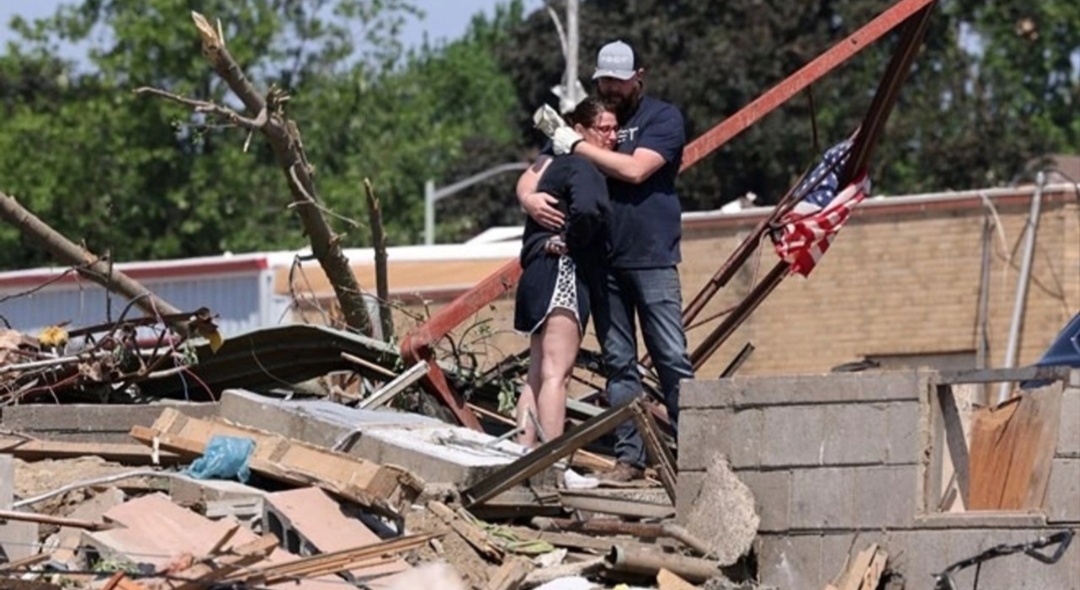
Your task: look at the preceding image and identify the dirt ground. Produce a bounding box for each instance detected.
[13,456,157,516]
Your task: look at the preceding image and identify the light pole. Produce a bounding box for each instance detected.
[424,162,531,246]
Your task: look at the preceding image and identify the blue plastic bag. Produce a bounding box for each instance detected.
[182,435,256,482]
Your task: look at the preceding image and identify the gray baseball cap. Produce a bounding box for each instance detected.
[592,40,637,81]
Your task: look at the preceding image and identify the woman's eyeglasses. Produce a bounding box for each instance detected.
[590,124,618,135]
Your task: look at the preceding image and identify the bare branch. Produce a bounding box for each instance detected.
[134,86,267,130]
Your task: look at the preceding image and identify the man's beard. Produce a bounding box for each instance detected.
[601,85,643,124]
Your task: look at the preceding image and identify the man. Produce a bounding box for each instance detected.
[517,40,694,482]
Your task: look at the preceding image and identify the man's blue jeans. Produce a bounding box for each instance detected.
[593,266,694,468]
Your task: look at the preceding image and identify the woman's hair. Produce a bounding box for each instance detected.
[564,96,610,128]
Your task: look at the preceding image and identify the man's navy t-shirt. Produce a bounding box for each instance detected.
[607,95,685,269]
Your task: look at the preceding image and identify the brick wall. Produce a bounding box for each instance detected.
[677,372,1080,590]
[679,186,1080,378]
[295,185,1080,382]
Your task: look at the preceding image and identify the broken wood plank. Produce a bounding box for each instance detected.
[968,384,1062,510]
[837,544,878,590]
[860,548,888,590]
[657,568,699,590]
[0,508,113,531]
[483,557,533,590]
[0,552,49,572]
[218,533,438,585]
[557,489,675,519]
[101,572,152,590]
[166,534,278,590]
[427,501,504,562]
[937,384,971,507]
[462,400,640,507]
[130,408,423,516]
[0,436,182,465]
[631,402,677,504]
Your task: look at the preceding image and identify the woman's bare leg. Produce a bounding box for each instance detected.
[515,331,544,447]
[536,309,581,441]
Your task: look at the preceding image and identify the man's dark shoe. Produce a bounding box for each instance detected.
[599,461,644,483]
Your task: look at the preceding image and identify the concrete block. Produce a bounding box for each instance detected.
[263,487,408,580]
[50,487,126,569]
[885,400,921,463]
[1057,387,1080,457]
[851,465,918,529]
[220,389,553,488]
[756,533,823,590]
[0,402,218,443]
[761,406,825,467]
[820,403,890,465]
[892,528,1080,590]
[913,512,1048,529]
[0,454,37,561]
[168,477,269,508]
[219,389,439,449]
[790,468,854,530]
[678,408,762,470]
[1045,458,1080,523]
[738,469,792,533]
[681,371,923,411]
[675,470,705,523]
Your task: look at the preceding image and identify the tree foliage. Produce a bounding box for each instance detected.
[0,0,1077,270]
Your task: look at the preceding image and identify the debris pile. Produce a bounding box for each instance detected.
[0,319,756,590]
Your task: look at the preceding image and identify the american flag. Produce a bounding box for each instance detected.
[771,140,870,277]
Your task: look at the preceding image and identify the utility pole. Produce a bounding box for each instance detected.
[565,0,581,111]
[546,0,583,113]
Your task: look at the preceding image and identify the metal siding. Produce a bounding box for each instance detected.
[0,272,277,337]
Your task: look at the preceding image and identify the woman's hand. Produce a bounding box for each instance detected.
[544,234,568,256]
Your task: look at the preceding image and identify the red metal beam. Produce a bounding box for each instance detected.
[680,0,938,172]
[399,258,522,430]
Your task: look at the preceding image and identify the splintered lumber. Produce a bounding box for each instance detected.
[462,400,640,507]
[101,572,153,590]
[484,558,533,590]
[0,508,113,531]
[427,501,504,561]
[218,533,438,585]
[0,553,50,573]
[968,385,1062,510]
[630,402,678,503]
[0,436,181,466]
[166,535,278,590]
[833,544,888,590]
[657,568,699,590]
[130,409,423,515]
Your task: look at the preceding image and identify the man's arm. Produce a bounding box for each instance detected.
[573,142,666,185]
[515,156,564,230]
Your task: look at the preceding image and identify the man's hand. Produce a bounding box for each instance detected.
[552,127,583,155]
[521,191,565,230]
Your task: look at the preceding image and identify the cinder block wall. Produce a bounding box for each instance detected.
[678,371,1080,590]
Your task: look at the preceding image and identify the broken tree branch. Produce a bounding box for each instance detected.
[132,87,267,130]
[160,11,373,335]
[364,178,393,341]
[0,192,183,323]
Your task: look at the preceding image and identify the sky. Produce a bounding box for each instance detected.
[0,0,544,58]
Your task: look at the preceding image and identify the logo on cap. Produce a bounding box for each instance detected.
[593,41,636,81]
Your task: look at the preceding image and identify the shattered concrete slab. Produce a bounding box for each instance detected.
[678,455,760,566]
[1,402,218,443]
[220,388,561,488]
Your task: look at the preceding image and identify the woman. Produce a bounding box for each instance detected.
[513,96,618,448]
